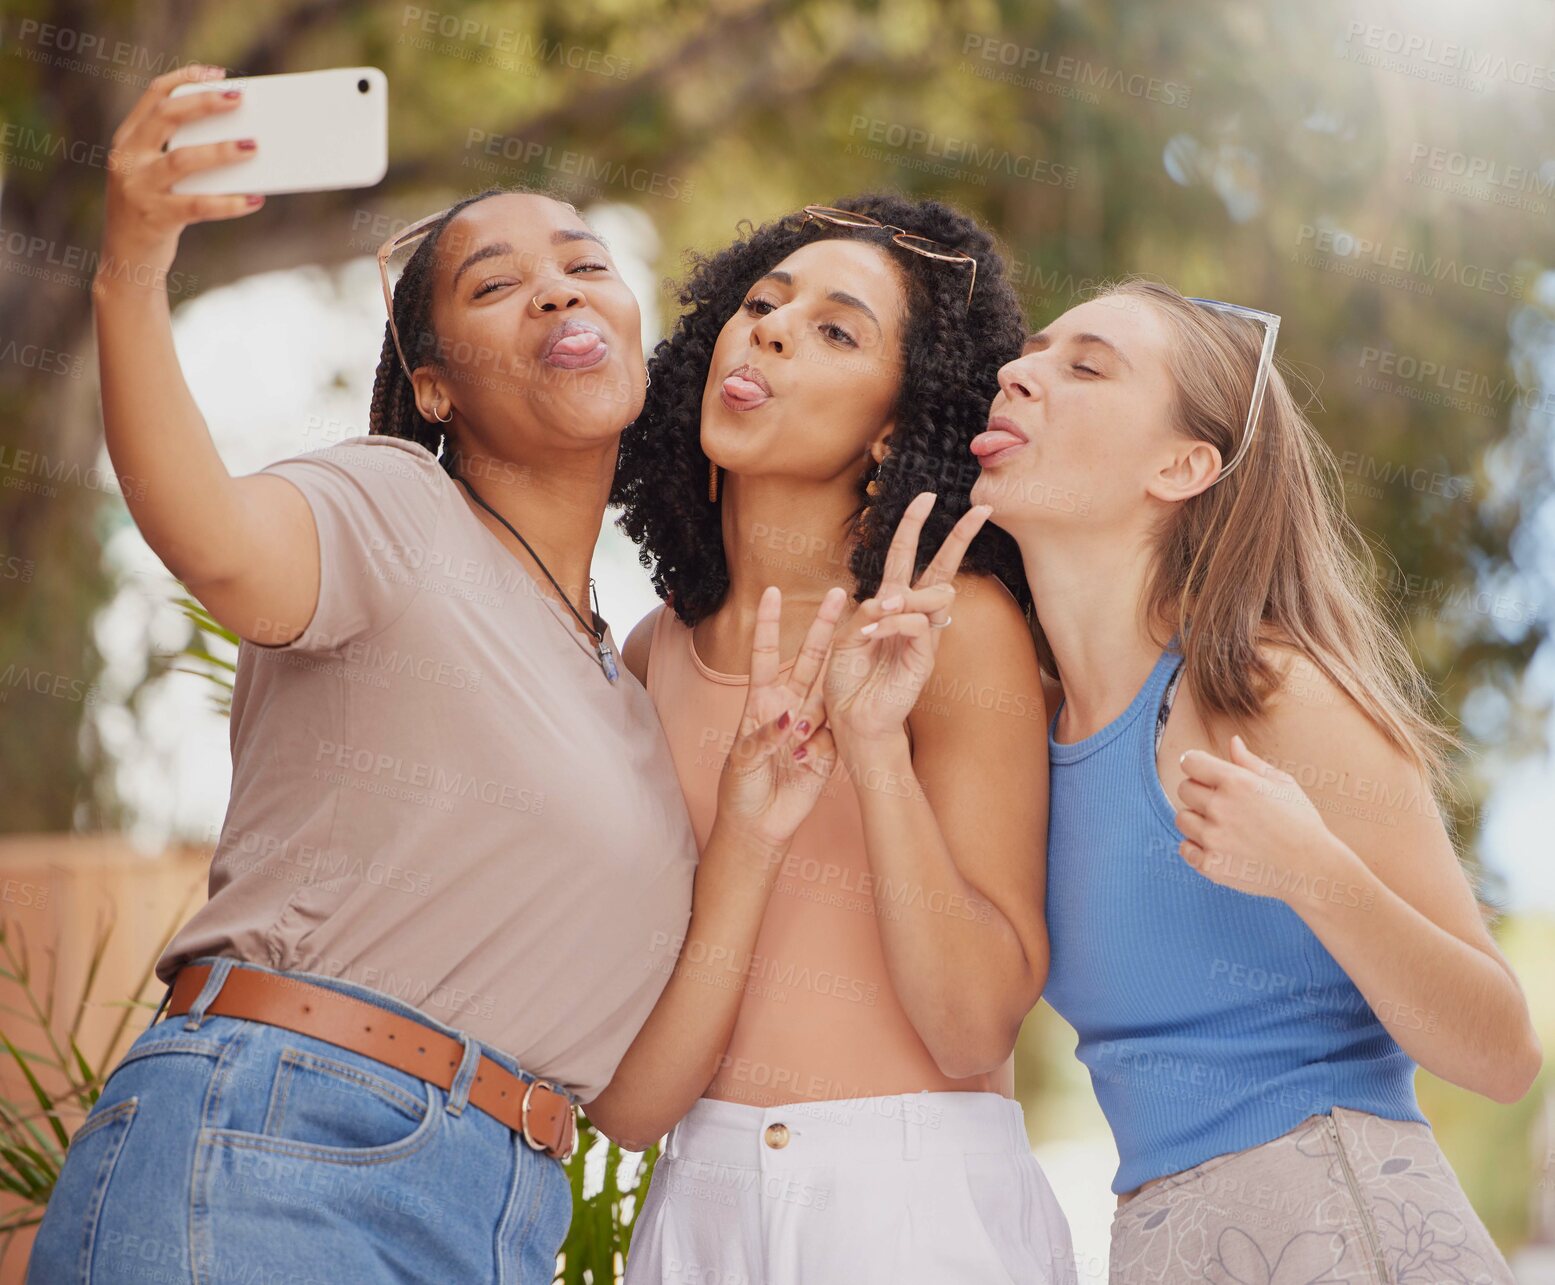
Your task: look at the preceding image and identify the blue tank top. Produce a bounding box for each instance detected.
[1043,644,1425,1193]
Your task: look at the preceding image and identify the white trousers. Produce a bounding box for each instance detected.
[623,1092,1078,1285]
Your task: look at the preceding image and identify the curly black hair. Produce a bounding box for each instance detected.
[611,192,1032,626]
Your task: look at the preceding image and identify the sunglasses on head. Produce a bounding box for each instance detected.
[800,205,978,308]
[1184,297,1281,484]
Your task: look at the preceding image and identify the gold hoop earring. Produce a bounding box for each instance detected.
[708,461,719,503]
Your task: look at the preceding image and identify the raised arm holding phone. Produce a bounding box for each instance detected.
[32,64,977,1284]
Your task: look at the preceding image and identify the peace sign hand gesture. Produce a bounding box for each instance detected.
[715,585,848,851]
[824,493,993,747]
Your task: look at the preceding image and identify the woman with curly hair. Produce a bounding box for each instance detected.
[614,195,1076,1283]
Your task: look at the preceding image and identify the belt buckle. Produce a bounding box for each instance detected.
[521,1077,575,1162]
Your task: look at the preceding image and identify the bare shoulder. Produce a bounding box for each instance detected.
[938,571,1040,672]
[621,603,666,689]
[910,572,1045,731]
[1246,640,1432,808]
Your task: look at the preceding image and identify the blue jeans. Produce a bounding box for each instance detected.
[28,956,573,1284]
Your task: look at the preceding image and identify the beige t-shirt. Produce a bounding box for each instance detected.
[158,435,698,1103]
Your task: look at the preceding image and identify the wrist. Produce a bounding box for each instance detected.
[1280,829,1377,922]
[705,818,790,879]
[833,723,911,764]
[835,728,927,806]
[92,266,171,309]
[94,238,177,302]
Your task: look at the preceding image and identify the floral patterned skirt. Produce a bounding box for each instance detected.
[1108,1107,1512,1284]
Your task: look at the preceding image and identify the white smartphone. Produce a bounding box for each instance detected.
[167,67,387,196]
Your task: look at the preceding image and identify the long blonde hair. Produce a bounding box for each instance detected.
[1036,278,1457,796]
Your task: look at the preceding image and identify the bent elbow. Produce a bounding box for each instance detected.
[923,984,1036,1080]
[926,1020,1021,1081]
[581,1101,666,1155]
[587,1117,663,1154]
[1486,1027,1543,1105]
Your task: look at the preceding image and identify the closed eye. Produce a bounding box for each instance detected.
[475,260,608,298]
[1072,363,1100,377]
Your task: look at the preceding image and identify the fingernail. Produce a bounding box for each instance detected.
[777,710,791,731]
[223,89,242,100]
[201,65,225,78]
[246,194,264,206]
[795,720,810,736]
[881,594,904,611]
[793,746,808,761]
[860,622,879,636]
[235,137,256,149]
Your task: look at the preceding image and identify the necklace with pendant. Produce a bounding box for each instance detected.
[450,469,619,685]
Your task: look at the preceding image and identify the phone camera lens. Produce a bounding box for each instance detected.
[357,78,369,93]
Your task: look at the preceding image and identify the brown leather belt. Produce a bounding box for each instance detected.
[164,963,576,1161]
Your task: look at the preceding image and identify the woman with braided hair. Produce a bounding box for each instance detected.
[32,68,982,1283]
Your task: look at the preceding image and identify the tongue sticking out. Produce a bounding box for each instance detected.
[545,329,607,370]
[552,332,603,356]
[970,429,1025,457]
[722,375,768,404]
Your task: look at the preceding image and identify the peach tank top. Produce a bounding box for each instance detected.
[646,603,1012,1108]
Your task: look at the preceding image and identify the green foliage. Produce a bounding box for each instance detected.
[0,912,173,1252]
[558,1122,661,1284]
[173,597,239,718]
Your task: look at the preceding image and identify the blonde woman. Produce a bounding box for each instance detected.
[971,279,1540,1282]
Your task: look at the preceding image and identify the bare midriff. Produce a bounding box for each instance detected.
[647,604,1013,1109]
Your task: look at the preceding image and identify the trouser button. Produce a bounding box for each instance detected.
[764,1122,790,1149]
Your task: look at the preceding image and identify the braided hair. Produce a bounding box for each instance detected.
[368,187,510,459]
[611,192,1031,626]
